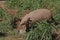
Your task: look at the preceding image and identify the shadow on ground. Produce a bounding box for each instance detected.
[0,32,7,37]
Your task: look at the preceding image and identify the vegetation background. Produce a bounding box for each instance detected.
[0,0,60,40]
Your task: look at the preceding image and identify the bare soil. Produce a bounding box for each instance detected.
[4,35,25,40]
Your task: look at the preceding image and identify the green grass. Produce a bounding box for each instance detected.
[0,0,60,40]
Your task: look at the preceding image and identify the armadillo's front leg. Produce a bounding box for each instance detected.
[26,18,32,32]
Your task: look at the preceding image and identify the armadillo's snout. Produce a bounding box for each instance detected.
[17,25,26,35]
[19,30,26,35]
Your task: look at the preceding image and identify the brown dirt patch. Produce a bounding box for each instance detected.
[0,1,18,16]
[5,36,25,40]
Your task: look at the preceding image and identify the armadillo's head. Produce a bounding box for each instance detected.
[17,18,31,35]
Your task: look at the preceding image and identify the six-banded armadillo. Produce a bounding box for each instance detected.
[16,9,52,34]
